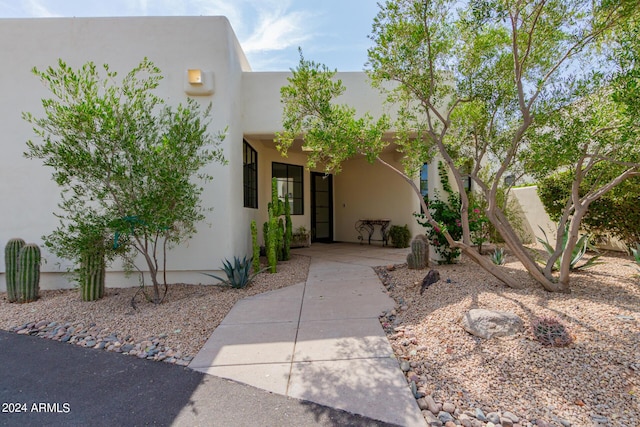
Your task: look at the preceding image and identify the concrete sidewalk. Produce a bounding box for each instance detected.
[189,244,426,427]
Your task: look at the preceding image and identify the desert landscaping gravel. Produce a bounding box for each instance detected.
[1,248,638,427]
[0,255,309,364]
[376,250,639,427]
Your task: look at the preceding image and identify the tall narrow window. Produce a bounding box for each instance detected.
[243,140,258,208]
[420,163,429,200]
[272,162,303,215]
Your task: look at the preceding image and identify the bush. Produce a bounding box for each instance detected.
[538,168,640,247]
[203,256,262,289]
[389,225,411,248]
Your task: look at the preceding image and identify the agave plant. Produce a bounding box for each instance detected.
[490,247,506,265]
[203,256,264,289]
[537,224,601,271]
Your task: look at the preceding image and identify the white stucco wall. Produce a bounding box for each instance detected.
[0,17,251,290]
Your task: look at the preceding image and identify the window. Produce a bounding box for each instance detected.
[272,162,303,215]
[420,163,429,200]
[243,140,258,208]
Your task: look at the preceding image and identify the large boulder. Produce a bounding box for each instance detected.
[462,309,522,339]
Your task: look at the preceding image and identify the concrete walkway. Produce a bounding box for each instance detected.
[189,243,426,427]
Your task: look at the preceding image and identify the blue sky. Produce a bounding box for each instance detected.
[0,0,381,71]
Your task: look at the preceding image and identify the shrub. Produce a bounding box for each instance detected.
[490,247,506,265]
[389,225,411,248]
[538,168,640,247]
[531,316,574,347]
[415,162,488,263]
[203,256,263,289]
[537,224,601,271]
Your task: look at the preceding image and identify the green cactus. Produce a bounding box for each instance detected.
[16,244,41,303]
[284,194,292,261]
[407,238,428,270]
[266,207,278,273]
[5,238,25,303]
[251,220,261,273]
[80,248,105,301]
[276,218,284,261]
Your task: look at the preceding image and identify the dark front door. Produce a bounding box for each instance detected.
[311,172,333,242]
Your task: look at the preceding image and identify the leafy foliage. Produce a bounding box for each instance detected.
[24,58,226,304]
[389,225,411,248]
[279,0,639,292]
[538,169,640,247]
[490,248,506,266]
[537,225,601,271]
[415,163,488,263]
[203,256,262,289]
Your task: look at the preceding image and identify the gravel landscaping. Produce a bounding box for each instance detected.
[1,247,638,427]
[0,254,309,365]
[376,250,639,427]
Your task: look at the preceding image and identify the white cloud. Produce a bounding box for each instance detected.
[242,8,310,53]
[191,0,314,53]
[24,0,60,17]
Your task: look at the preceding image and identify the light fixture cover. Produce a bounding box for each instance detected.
[184,69,214,96]
[187,69,202,84]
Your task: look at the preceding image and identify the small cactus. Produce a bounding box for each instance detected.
[531,316,574,347]
[16,244,41,303]
[4,238,25,303]
[407,238,429,269]
[80,249,105,301]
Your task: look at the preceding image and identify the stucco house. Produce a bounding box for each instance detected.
[0,16,432,291]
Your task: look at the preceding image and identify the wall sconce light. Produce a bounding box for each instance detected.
[184,68,214,96]
[187,69,203,85]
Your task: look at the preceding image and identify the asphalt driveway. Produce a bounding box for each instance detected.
[0,330,397,427]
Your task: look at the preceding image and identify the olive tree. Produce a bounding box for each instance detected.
[24,58,226,304]
[277,0,639,292]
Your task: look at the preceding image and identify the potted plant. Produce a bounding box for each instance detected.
[291,226,311,248]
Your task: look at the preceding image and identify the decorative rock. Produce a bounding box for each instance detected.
[534,420,551,427]
[400,361,411,372]
[590,415,609,424]
[487,412,501,424]
[417,398,429,411]
[425,395,441,415]
[121,344,134,353]
[475,408,488,422]
[438,411,455,424]
[458,413,472,427]
[503,412,520,423]
[462,309,523,339]
[558,419,571,427]
[470,420,483,427]
[423,411,443,427]
[444,422,456,427]
[85,340,96,347]
[442,401,455,414]
[501,417,514,427]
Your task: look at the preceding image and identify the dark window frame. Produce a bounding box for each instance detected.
[272,162,304,215]
[243,140,258,209]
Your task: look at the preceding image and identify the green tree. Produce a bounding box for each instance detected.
[277,0,638,292]
[524,15,640,287]
[537,169,640,248]
[24,58,226,304]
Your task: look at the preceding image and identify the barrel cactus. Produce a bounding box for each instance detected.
[407,238,429,270]
[16,244,41,303]
[80,249,106,301]
[4,238,25,303]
